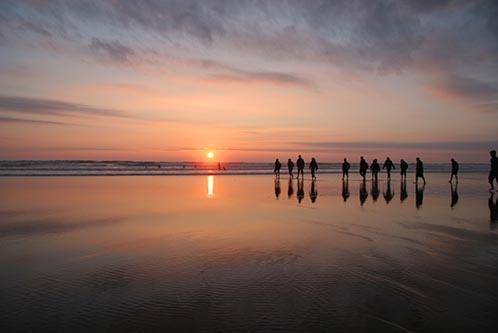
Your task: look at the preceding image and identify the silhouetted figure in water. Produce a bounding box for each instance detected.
[287,158,294,178]
[450,182,458,208]
[342,158,350,180]
[309,157,318,179]
[400,159,408,180]
[297,177,305,203]
[489,150,498,191]
[310,179,318,203]
[489,193,497,229]
[383,157,395,179]
[371,178,380,202]
[359,156,368,182]
[274,178,281,198]
[449,158,459,183]
[383,179,394,204]
[359,180,368,206]
[287,178,294,198]
[416,182,425,209]
[297,155,305,178]
[218,162,222,171]
[370,159,380,182]
[415,157,426,185]
[400,179,408,203]
[274,158,281,176]
[342,178,350,202]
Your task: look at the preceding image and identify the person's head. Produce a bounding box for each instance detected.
[400,159,404,163]
[416,157,420,161]
[360,156,364,160]
[344,158,347,162]
[387,157,390,160]
[298,155,302,158]
[451,158,455,162]
[312,157,316,161]
[276,158,279,161]
[288,158,291,162]
[373,158,377,163]
[491,150,497,157]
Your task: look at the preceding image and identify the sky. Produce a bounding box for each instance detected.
[0,0,497,162]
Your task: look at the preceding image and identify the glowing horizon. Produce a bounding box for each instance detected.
[0,1,497,162]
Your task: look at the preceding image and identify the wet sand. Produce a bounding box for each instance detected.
[1,173,497,331]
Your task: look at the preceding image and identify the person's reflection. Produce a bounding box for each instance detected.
[287,177,294,199]
[359,180,368,206]
[383,179,394,204]
[371,178,380,202]
[309,179,318,203]
[342,178,350,202]
[274,178,281,199]
[450,182,459,208]
[416,183,425,209]
[297,177,305,203]
[489,193,497,229]
[400,179,408,203]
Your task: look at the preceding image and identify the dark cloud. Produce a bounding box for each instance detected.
[0,96,127,118]
[0,116,69,125]
[89,38,135,63]
[1,0,497,102]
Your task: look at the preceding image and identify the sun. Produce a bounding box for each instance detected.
[207,151,215,159]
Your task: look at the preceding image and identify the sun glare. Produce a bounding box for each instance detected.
[207,151,215,159]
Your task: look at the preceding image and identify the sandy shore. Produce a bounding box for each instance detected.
[1,173,497,331]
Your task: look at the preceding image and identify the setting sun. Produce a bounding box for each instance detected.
[207,151,215,159]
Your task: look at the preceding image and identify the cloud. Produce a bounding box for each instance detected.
[296,140,498,151]
[0,116,69,125]
[204,71,314,88]
[0,96,127,118]
[89,38,135,63]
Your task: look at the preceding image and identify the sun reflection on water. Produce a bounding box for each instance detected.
[207,175,214,197]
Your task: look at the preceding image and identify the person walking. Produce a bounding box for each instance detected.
[370,158,380,182]
[309,157,318,179]
[342,158,350,180]
[274,158,281,176]
[296,155,305,178]
[383,157,395,179]
[489,150,498,191]
[359,156,368,182]
[400,159,408,180]
[449,158,459,183]
[287,158,294,178]
[415,157,426,185]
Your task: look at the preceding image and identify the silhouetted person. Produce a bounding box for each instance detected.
[415,157,426,185]
[371,177,380,202]
[309,157,318,179]
[342,178,350,202]
[383,157,395,179]
[400,159,408,180]
[370,158,380,182]
[342,158,350,180]
[297,177,304,203]
[274,158,281,176]
[310,179,318,203]
[359,156,368,182]
[449,158,459,183]
[489,150,498,191]
[218,162,222,171]
[450,182,458,208]
[383,179,394,204]
[287,178,294,198]
[489,193,497,229]
[416,183,425,209]
[400,178,408,203]
[274,178,281,198]
[287,158,294,178]
[359,180,368,206]
[297,155,305,178]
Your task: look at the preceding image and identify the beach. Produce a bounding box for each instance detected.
[1,172,497,331]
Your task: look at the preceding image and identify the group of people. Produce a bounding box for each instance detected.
[274,155,319,179]
[273,150,498,191]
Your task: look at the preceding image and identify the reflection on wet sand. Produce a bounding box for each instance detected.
[274,178,281,198]
[416,183,425,209]
[400,179,408,203]
[383,179,394,204]
[371,179,380,202]
[297,177,304,203]
[287,178,294,198]
[342,179,350,202]
[451,182,459,208]
[490,193,498,229]
[359,180,368,206]
[309,179,317,203]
